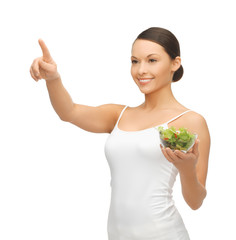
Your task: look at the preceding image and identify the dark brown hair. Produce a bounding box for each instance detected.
[134,27,183,82]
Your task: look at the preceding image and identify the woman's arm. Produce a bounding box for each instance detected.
[179,163,207,210]
[160,113,211,210]
[45,77,74,121]
[30,39,75,120]
[30,39,125,134]
[180,115,210,209]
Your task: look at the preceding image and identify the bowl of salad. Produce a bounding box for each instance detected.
[156,126,198,153]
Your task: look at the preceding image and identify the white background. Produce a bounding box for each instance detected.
[0,0,235,239]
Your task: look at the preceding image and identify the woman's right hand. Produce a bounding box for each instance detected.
[30,39,60,82]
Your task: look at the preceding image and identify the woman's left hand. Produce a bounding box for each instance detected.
[160,139,200,174]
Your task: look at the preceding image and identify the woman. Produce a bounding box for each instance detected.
[30,27,210,240]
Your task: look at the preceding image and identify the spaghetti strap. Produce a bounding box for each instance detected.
[115,105,128,128]
[166,109,192,125]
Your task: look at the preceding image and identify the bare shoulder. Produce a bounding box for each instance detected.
[180,110,210,143]
[183,111,209,133]
[101,103,127,118]
[99,103,127,131]
[168,108,208,131]
[97,103,126,111]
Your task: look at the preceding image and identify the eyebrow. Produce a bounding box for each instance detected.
[131,53,161,58]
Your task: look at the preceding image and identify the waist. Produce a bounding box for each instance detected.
[107,203,187,240]
[109,190,176,222]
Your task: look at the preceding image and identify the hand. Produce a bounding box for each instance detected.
[160,139,200,174]
[30,39,60,82]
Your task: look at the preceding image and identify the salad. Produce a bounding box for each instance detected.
[156,126,197,153]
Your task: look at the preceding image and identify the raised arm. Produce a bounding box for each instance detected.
[30,39,125,133]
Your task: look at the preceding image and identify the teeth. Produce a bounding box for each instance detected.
[139,79,153,82]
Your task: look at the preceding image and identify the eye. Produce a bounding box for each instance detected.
[131,60,138,64]
[149,59,157,63]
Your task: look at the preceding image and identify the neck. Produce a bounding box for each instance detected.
[142,84,180,111]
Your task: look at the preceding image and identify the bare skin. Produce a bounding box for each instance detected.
[30,38,210,210]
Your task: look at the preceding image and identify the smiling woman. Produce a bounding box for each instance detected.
[105,27,210,240]
[130,28,183,97]
[30,26,210,240]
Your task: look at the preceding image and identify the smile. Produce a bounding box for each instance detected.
[138,78,154,85]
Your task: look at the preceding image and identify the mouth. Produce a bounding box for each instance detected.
[138,78,154,85]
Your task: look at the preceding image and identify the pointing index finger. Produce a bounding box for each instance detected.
[38,38,52,62]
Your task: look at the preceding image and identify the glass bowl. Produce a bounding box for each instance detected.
[156,126,198,153]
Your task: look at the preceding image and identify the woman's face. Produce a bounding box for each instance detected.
[131,39,180,94]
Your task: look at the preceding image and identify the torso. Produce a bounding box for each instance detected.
[105,103,193,239]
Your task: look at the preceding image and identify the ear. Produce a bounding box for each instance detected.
[171,56,181,72]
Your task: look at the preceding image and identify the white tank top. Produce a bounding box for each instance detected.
[104,105,192,240]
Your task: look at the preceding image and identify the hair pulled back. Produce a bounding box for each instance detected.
[135,27,183,82]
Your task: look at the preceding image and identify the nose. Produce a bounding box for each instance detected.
[138,62,148,75]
